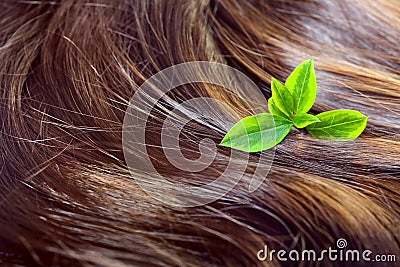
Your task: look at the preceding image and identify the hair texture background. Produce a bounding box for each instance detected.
[0,0,399,266]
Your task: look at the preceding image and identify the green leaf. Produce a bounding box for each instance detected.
[220,113,293,152]
[270,77,295,118]
[306,110,368,139]
[292,113,320,128]
[268,97,290,119]
[285,59,316,114]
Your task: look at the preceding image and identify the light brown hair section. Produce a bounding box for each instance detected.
[0,0,399,266]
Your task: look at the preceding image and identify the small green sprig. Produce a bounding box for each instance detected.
[220,59,368,152]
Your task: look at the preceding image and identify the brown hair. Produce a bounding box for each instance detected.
[0,0,399,266]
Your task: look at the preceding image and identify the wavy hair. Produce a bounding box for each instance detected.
[0,0,399,266]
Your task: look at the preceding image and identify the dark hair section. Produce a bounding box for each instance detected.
[0,0,399,266]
